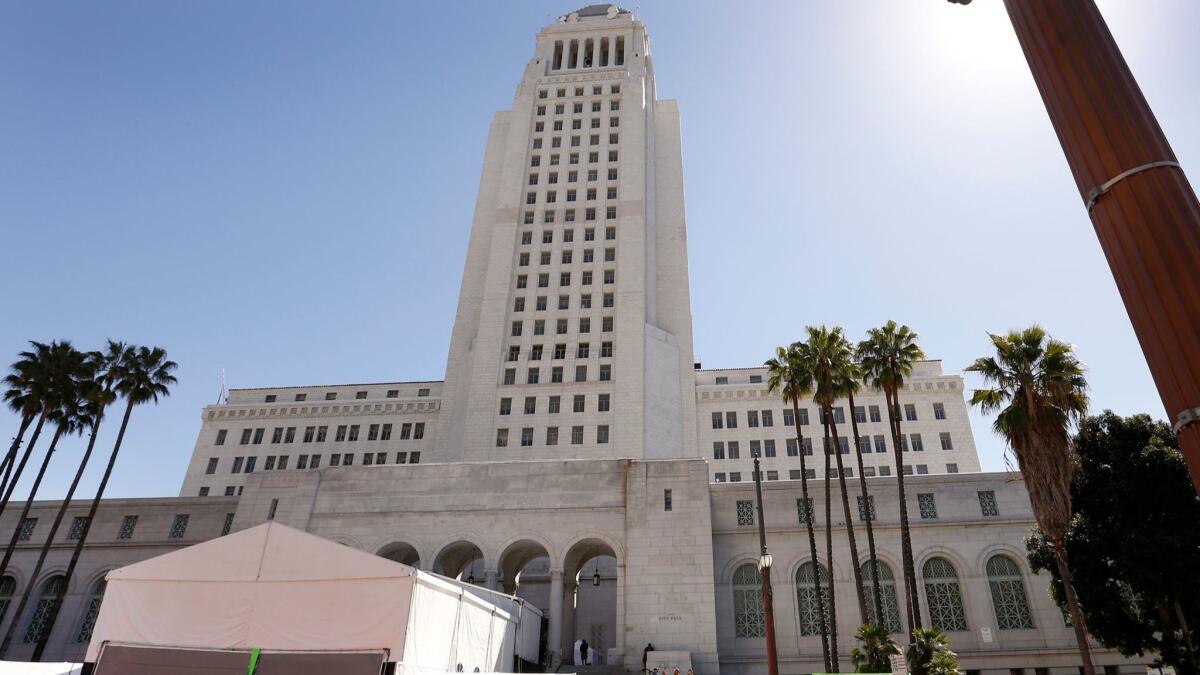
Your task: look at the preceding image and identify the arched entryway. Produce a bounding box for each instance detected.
[433,540,485,584]
[561,538,618,666]
[376,542,420,568]
[498,539,553,667]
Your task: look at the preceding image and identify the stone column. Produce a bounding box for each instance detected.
[615,563,626,668]
[548,569,564,667]
[563,581,578,662]
[591,38,600,69]
[485,568,498,592]
[1004,0,1200,490]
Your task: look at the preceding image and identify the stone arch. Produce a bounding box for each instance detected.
[783,553,844,586]
[973,543,1033,577]
[497,537,554,595]
[560,536,620,661]
[433,539,486,583]
[376,541,421,568]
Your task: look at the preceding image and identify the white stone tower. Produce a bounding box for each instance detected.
[436,5,698,462]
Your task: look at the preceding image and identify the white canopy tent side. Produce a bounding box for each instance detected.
[84,522,540,672]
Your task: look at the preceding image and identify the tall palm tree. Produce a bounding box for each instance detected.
[846,383,884,628]
[766,345,831,672]
[0,342,68,520]
[798,326,868,634]
[0,342,88,581]
[34,343,176,660]
[0,370,107,656]
[965,327,1094,675]
[0,363,42,500]
[858,321,925,635]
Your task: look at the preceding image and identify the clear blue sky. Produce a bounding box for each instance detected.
[2,1,1198,499]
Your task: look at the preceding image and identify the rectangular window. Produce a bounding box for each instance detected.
[413,422,425,439]
[869,405,882,423]
[854,406,867,423]
[761,410,773,427]
[911,433,925,452]
[240,429,252,445]
[169,514,189,539]
[270,427,283,444]
[118,515,138,540]
[601,341,613,357]
[503,369,516,385]
[947,463,959,473]
[785,438,798,457]
[729,472,742,482]
[575,365,587,381]
[368,424,380,441]
[664,489,672,512]
[874,435,887,453]
[524,396,537,415]
[571,426,584,444]
[297,454,308,469]
[546,426,559,445]
[857,495,876,522]
[727,441,740,459]
[726,411,737,429]
[231,457,244,474]
[499,398,512,415]
[933,402,946,420]
[879,465,892,476]
[347,425,359,442]
[496,429,508,448]
[573,395,586,413]
[205,457,218,475]
[940,432,953,450]
[244,456,256,473]
[598,393,610,412]
[714,473,726,483]
[918,493,938,519]
[549,396,561,413]
[712,412,723,429]
[736,500,755,526]
[215,430,227,446]
[712,442,725,460]
[17,518,37,541]
[782,409,794,427]
[749,440,761,458]
[763,439,776,458]
[747,410,759,428]
[597,425,609,444]
[599,364,611,381]
[381,424,392,441]
[905,403,918,421]
[978,490,999,516]
[264,456,276,471]
[796,498,814,524]
[521,427,534,447]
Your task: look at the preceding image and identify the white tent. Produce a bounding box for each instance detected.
[86,522,541,674]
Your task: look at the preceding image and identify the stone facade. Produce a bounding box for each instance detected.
[0,6,1152,675]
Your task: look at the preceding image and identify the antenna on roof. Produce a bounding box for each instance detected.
[217,368,227,404]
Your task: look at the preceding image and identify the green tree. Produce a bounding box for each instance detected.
[766,344,831,672]
[0,361,111,656]
[35,343,177,659]
[0,342,77,520]
[858,321,925,634]
[798,325,868,635]
[850,623,901,673]
[906,627,960,675]
[1026,411,1200,674]
[966,326,1093,675]
[0,341,89,579]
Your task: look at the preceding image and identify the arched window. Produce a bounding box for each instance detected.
[76,578,107,642]
[24,575,65,644]
[732,564,764,638]
[795,561,832,636]
[922,557,968,632]
[860,560,902,633]
[0,576,15,625]
[986,554,1034,630]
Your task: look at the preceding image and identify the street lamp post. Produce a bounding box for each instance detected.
[752,451,779,675]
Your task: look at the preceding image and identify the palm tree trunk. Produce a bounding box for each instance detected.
[1053,545,1096,675]
[827,408,867,627]
[822,417,840,672]
[884,390,917,638]
[848,392,884,627]
[34,400,132,661]
[0,414,33,500]
[0,412,47,522]
[793,400,831,672]
[891,389,923,630]
[0,418,102,657]
[0,426,63,580]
